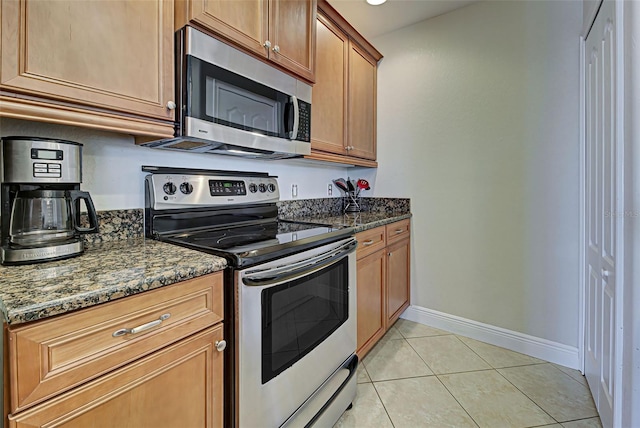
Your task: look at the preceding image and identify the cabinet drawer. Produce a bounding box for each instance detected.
[356,226,386,259]
[9,325,224,428]
[386,219,410,244]
[7,272,223,413]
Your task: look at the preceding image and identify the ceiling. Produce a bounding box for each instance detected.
[326,0,478,40]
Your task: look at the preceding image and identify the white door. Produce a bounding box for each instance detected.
[584,1,617,426]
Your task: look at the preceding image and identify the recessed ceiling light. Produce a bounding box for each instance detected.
[366,0,387,5]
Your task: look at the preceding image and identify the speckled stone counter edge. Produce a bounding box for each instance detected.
[81,209,143,244]
[277,197,410,218]
[278,198,411,233]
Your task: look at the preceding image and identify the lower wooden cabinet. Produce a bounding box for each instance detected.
[387,237,410,326]
[9,325,224,428]
[5,272,225,428]
[356,220,411,358]
[356,249,386,357]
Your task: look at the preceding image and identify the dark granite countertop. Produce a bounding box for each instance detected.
[0,239,227,325]
[0,201,410,326]
[281,211,412,233]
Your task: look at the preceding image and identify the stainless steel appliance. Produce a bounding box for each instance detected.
[1,137,99,265]
[139,26,312,159]
[143,166,357,427]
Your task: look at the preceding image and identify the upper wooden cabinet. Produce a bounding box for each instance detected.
[0,0,176,131]
[175,0,316,82]
[310,15,348,155]
[348,41,377,160]
[308,0,382,167]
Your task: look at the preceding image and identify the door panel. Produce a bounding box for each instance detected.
[584,1,617,426]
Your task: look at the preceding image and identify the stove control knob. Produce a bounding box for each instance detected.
[180,182,193,195]
[258,183,267,193]
[163,182,177,195]
[248,183,258,193]
[267,183,276,193]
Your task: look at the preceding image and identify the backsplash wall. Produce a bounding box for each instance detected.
[0,118,350,210]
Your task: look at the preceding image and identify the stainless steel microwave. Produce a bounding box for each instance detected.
[141,26,312,159]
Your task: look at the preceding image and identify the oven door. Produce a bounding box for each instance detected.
[237,237,357,428]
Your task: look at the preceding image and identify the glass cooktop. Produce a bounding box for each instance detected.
[161,220,352,267]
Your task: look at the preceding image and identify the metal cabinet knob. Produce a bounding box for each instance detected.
[215,340,227,352]
[273,45,280,53]
[263,40,272,48]
[166,101,177,110]
[602,269,611,278]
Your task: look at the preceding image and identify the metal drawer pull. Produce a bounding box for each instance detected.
[362,239,375,246]
[395,229,404,234]
[215,340,227,352]
[112,313,171,337]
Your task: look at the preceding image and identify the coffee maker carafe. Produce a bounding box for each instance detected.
[1,137,99,265]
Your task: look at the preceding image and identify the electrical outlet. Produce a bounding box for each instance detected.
[292,184,298,198]
[328,183,333,196]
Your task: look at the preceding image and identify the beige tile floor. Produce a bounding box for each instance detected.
[335,319,601,428]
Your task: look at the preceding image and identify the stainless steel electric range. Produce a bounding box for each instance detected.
[143,166,358,428]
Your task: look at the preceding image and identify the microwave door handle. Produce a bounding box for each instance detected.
[289,96,299,140]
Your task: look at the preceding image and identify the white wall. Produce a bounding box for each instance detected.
[0,118,347,210]
[356,0,583,346]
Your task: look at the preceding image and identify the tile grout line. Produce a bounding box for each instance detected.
[370,379,396,428]
[382,322,597,428]
[493,364,562,425]
[453,331,593,425]
[403,335,438,375]
[432,372,481,428]
[499,363,600,423]
[549,364,595,388]
[425,335,557,428]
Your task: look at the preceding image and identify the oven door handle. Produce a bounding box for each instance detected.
[242,238,357,286]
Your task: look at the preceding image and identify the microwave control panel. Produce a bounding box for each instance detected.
[297,100,311,142]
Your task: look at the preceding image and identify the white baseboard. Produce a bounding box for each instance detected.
[401,305,580,370]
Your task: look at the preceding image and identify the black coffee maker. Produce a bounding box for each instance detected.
[1,136,99,265]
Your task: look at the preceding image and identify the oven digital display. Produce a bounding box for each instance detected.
[209,179,246,196]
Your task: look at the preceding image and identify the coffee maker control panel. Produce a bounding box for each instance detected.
[2,137,82,184]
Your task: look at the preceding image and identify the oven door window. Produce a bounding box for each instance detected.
[261,257,349,384]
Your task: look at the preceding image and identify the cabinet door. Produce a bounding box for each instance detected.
[268,0,316,82]
[182,0,269,58]
[8,273,223,413]
[387,238,410,326]
[356,249,386,358]
[311,14,348,155]
[9,326,225,428]
[348,41,377,160]
[0,0,175,120]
